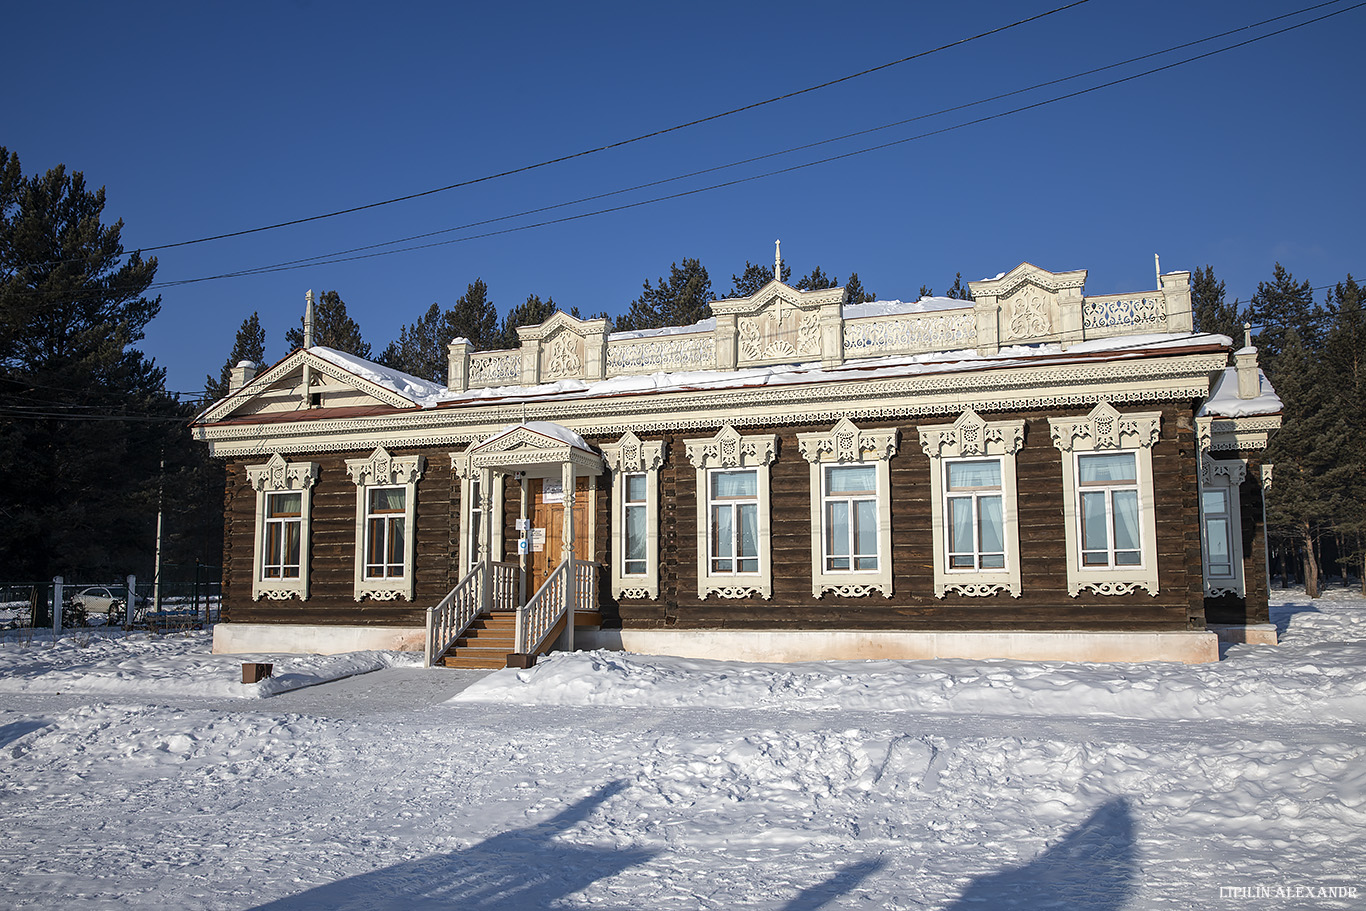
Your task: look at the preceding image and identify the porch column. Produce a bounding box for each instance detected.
[479,466,495,614]
[561,460,576,651]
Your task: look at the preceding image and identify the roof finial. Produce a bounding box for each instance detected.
[304,289,315,349]
[1154,253,1162,290]
[1243,321,1253,349]
[775,239,782,283]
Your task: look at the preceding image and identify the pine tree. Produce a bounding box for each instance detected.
[285,290,371,358]
[917,284,934,301]
[1320,276,1366,591]
[1245,263,1319,374]
[728,260,791,298]
[1190,265,1243,341]
[204,312,265,400]
[446,278,499,350]
[795,266,838,291]
[843,272,876,306]
[376,303,449,382]
[946,273,974,301]
[616,258,714,331]
[496,294,558,349]
[0,147,186,579]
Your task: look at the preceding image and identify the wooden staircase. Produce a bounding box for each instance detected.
[436,613,518,669]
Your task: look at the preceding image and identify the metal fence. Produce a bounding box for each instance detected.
[0,564,221,634]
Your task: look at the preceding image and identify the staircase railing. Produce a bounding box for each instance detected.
[489,561,520,611]
[515,557,599,656]
[425,564,483,667]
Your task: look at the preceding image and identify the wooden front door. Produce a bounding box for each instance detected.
[528,476,592,594]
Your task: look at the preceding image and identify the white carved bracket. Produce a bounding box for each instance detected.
[246,453,318,491]
[1050,401,1160,452]
[918,408,1024,459]
[346,446,424,486]
[797,418,898,464]
[685,424,777,468]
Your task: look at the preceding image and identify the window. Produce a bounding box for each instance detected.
[263,492,303,579]
[467,476,484,572]
[246,454,318,601]
[602,431,665,599]
[364,486,407,579]
[451,456,505,575]
[919,410,1022,599]
[1077,453,1141,568]
[710,469,760,574]
[945,459,1005,571]
[685,425,776,600]
[798,419,897,597]
[346,447,424,601]
[1050,402,1161,597]
[824,465,878,572]
[1199,454,1248,597]
[623,473,648,576]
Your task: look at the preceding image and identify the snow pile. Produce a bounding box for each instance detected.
[456,592,1366,724]
[0,629,420,699]
[843,296,969,319]
[1199,365,1284,417]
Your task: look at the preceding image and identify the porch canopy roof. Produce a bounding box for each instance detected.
[465,421,603,478]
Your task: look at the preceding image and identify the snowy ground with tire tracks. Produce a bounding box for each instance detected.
[1,591,1363,909]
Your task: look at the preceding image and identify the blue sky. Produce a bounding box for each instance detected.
[8,0,1363,398]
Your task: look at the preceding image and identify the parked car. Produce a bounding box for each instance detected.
[67,586,144,625]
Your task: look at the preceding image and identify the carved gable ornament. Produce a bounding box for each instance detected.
[345,446,424,486]
[246,453,319,491]
[714,281,843,368]
[918,409,1024,459]
[797,418,898,463]
[1049,401,1161,452]
[465,423,604,475]
[685,424,777,469]
[601,430,665,473]
[969,262,1088,345]
[515,311,609,383]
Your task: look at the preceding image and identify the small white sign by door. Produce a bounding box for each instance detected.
[541,479,564,504]
[531,528,546,552]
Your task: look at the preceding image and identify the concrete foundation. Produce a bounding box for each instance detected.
[574,628,1221,664]
[1208,623,1278,646]
[212,623,426,655]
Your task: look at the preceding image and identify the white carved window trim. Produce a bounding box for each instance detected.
[1200,454,1247,599]
[451,453,505,573]
[797,419,897,598]
[918,410,1023,599]
[346,447,424,602]
[246,454,318,602]
[1049,402,1161,597]
[601,432,665,600]
[684,425,776,600]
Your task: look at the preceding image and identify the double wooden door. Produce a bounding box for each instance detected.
[527,476,591,594]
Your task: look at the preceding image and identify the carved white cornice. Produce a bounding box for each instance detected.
[601,431,666,472]
[797,418,898,463]
[1049,401,1161,452]
[245,453,318,491]
[345,446,424,486]
[685,424,777,469]
[1261,464,1274,490]
[1201,453,1248,486]
[918,408,1024,459]
[1197,415,1282,453]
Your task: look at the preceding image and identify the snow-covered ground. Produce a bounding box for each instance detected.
[1,591,1363,909]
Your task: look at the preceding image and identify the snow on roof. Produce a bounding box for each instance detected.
[609,318,716,341]
[310,346,445,407]
[1199,366,1283,418]
[842,297,969,319]
[480,421,592,452]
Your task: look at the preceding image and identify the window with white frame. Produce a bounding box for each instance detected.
[1199,454,1248,598]
[1050,402,1161,597]
[346,446,423,601]
[918,410,1022,599]
[710,469,760,575]
[798,418,897,597]
[602,431,665,599]
[467,476,484,572]
[246,454,318,601]
[685,425,776,600]
[263,491,303,579]
[945,458,1006,571]
[1077,453,1142,568]
[363,486,407,579]
[451,453,505,576]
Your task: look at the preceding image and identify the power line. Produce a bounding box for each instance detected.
[143,0,1351,287]
[129,1,1095,254]
[139,0,1366,291]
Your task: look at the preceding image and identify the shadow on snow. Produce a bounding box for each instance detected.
[945,798,1137,910]
[247,780,882,911]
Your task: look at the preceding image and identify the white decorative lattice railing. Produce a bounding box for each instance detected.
[606,333,717,374]
[489,560,520,611]
[574,559,599,617]
[468,351,522,388]
[1082,293,1168,337]
[424,564,483,667]
[842,309,978,359]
